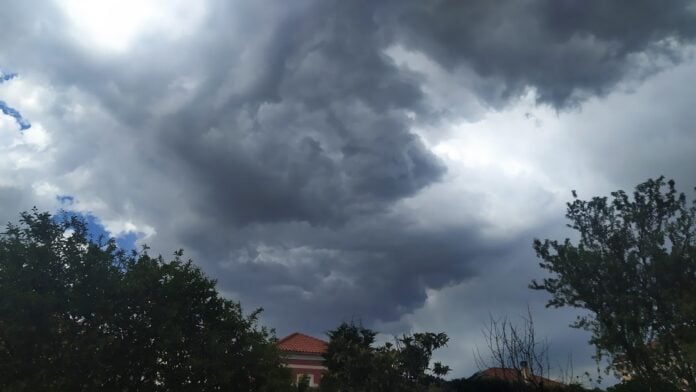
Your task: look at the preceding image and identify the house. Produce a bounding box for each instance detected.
[469,362,564,388]
[277,332,328,388]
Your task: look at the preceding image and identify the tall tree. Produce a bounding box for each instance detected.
[320,321,450,392]
[0,210,292,391]
[532,177,696,390]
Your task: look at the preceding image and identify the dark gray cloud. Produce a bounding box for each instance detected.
[0,185,33,225]
[392,0,696,107]
[152,0,443,227]
[205,216,516,335]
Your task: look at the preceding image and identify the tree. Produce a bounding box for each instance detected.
[320,321,450,392]
[0,210,292,391]
[474,309,553,389]
[607,378,680,392]
[532,177,696,390]
[472,308,590,391]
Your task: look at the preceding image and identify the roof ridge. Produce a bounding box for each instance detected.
[277,332,329,354]
[277,332,301,345]
[279,332,328,344]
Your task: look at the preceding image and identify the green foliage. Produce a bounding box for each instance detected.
[532,177,696,390]
[0,210,292,391]
[606,378,680,392]
[445,377,598,392]
[320,321,450,392]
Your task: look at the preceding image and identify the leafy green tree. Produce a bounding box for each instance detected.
[398,331,451,386]
[320,321,450,392]
[320,322,381,391]
[0,210,292,391]
[532,178,696,390]
[607,378,679,392]
[445,377,598,392]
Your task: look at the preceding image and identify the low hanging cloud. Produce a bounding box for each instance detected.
[2,0,696,344]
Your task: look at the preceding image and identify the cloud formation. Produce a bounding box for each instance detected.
[2,0,696,381]
[392,0,696,107]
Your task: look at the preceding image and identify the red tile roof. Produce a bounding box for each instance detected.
[473,368,564,387]
[277,333,328,355]
[477,368,523,382]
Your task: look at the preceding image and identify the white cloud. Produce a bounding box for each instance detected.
[57,0,207,52]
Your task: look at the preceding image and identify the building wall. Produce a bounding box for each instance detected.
[285,354,326,388]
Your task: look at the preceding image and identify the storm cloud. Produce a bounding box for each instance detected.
[392,0,696,106]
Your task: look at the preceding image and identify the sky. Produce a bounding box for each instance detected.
[2,0,696,385]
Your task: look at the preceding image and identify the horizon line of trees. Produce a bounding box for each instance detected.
[0,176,693,391]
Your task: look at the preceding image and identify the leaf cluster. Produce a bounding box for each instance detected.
[320,321,450,392]
[446,377,599,392]
[0,210,291,391]
[531,178,696,389]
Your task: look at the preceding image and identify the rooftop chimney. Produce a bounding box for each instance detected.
[520,361,530,381]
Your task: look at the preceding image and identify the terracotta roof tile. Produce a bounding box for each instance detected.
[480,367,521,382]
[277,333,328,355]
[473,367,564,387]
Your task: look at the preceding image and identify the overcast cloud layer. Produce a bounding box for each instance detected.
[2,0,696,383]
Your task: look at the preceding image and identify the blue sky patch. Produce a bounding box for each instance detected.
[0,71,17,83]
[0,69,31,130]
[0,101,31,130]
[56,195,75,205]
[54,209,139,252]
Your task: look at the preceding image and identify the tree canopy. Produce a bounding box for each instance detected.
[0,210,291,391]
[320,321,450,392]
[532,177,696,390]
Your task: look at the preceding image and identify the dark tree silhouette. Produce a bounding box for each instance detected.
[320,321,450,392]
[532,177,696,390]
[0,210,292,391]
